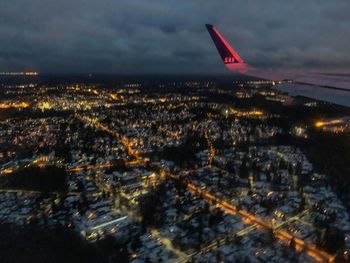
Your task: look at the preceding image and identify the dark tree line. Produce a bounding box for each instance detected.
[161,131,208,167]
[1,165,67,193]
[0,224,129,263]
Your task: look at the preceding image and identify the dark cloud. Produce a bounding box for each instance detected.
[172,50,203,60]
[160,25,178,34]
[0,0,349,73]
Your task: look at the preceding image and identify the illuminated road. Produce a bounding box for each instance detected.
[68,164,113,172]
[204,130,215,166]
[90,215,128,231]
[273,209,309,231]
[186,223,258,261]
[151,228,188,262]
[75,114,143,162]
[0,156,51,175]
[1,168,14,174]
[236,223,258,236]
[315,119,345,128]
[76,114,335,263]
[163,171,335,263]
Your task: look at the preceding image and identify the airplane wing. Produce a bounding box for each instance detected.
[205,24,350,107]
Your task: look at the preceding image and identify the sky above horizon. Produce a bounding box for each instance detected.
[1,0,350,74]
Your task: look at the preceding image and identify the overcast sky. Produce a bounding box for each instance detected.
[1,0,349,74]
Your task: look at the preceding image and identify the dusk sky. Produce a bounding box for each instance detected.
[1,0,350,74]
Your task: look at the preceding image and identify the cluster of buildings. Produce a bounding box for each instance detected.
[0,79,349,262]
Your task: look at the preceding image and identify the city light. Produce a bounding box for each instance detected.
[0,72,38,76]
[0,77,348,262]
